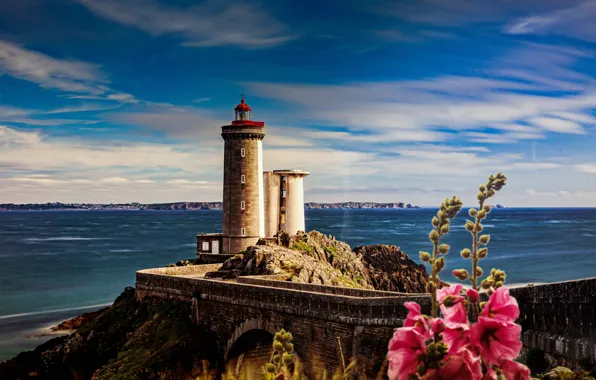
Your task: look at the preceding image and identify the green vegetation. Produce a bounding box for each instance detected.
[291,241,313,254]
[323,245,337,255]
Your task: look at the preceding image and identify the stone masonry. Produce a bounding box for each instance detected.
[221,124,265,254]
[136,264,430,377]
[136,263,596,376]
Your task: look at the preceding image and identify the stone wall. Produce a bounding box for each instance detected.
[510,278,596,369]
[136,264,596,375]
[135,266,431,377]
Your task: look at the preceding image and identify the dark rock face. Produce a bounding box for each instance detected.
[355,245,436,293]
[0,287,220,380]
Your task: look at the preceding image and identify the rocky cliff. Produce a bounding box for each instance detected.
[218,230,434,293]
[0,288,220,380]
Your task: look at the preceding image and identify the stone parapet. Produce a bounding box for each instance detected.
[510,278,596,364]
[136,266,430,325]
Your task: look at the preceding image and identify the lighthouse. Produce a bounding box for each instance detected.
[221,96,265,254]
[196,96,310,260]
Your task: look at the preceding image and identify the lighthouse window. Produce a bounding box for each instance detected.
[282,190,286,198]
[202,242,209,251]
[241,228,246,236]
[241,201,245,210]
[241,175,245,184]
[241,148,245,157]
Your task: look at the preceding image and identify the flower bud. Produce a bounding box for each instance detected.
[266,364,277,373]
[469,208,477,217]
[466,288,479,303]
[282,332,292,342]
[475,224,484,233]
[282,352,294,365]
[452,269,469,281]
[419,251,431,262]
[494,281,504,288]
[481,278,493,289]
[429,230,440,243]
[479,301,487,310]
[441,224,450,234]
[478,210,487,219]
[477,247,488,258]
[479,185,486,192]
[483,205,491,213]
[285,343,294,353]
[426,282,436,294]
[434,257,445,272]
[438,244,450,254]
[417,363,426,375]
[460,248,471,259]
[475,266,483,276]
[465,220,475,231]
[274,341,284,352]
[273,354,281,364]
[430,318,445,333]
[479,234,490,245]
[442,295,459,307]
[432,217,440,227]
[477,192,485,201]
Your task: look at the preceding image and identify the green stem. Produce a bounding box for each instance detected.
[470,201,484,322]
[431,226,440,318]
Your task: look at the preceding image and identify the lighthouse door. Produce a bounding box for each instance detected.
[211,240,220,254]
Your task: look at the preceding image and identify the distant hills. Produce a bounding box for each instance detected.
[0,202,420,211]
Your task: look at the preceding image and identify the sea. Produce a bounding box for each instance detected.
[1,208,596,360]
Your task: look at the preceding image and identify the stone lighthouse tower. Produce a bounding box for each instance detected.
[221,96,265,254]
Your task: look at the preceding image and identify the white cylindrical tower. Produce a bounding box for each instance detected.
[272,169,309,236]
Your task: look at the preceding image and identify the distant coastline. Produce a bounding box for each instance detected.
[0,201,421,211]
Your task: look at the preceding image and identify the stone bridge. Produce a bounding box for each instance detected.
[136,264,596,376]
[135,264,430,376]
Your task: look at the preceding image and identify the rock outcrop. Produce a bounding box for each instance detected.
[220,230,435,292]
[50,307,108,332]
[220,231,371,288]
[355,244,438,293]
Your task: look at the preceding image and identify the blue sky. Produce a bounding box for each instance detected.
[1,0,596,206]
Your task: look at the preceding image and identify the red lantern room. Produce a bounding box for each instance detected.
[231,95,264,127]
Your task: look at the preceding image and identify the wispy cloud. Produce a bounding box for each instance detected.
[244,43,595,146]
[0,40,138,103]
[505,1,596,41]
[0,40,106,94]
[193,97,211,104]
[74,0,297,48]
[574,164,596,173]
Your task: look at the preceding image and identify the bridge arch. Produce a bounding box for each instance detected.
[224,318,281,362]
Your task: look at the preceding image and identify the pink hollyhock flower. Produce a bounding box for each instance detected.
[500,359,532,380]
[437,284,467,323]
[404,302,430,337]
[482,287,519,323]
[470,317,522,364]
[430,318,445,334]
[483,367,498,380]
[421,349,482,380]
[466,288,479,303]
[442,321,470,355]
[387,327,427,379]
